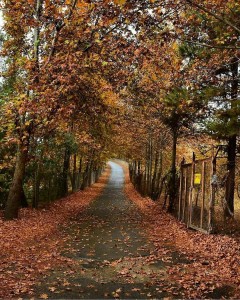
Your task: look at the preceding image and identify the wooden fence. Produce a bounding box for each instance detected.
[178,155,215,233]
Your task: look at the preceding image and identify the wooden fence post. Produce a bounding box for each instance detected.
[200,161,206,229]
[178,157,185,220]
[209,155,217,233]
[188,153,195,228]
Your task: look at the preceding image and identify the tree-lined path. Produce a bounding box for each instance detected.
[31,161,177,299]
[0,1,239,298]
[17,161,235,300]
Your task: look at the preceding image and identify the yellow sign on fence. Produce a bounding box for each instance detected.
[194,173,201,185]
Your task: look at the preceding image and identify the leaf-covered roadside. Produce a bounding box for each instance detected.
[121,162,240,299]
[0,167,110,299]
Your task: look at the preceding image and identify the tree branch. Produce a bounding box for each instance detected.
[83,24,119,52]
[178,38,240,50]
[186,0,240,35]
[44,0,78,66]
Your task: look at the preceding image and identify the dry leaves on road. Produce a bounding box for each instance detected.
[0,167,110,299]
[121,162,240,298]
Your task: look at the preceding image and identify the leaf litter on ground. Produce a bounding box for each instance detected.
[119,161,240,299]
[0,167,111,299]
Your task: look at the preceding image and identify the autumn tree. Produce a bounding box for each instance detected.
[178,0,240,217]
[1,0,126,219]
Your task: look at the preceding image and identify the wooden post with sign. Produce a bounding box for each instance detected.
[194,173,201,185]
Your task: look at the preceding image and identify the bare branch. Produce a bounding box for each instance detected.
[186,0,240,35]
[178,38,240,50]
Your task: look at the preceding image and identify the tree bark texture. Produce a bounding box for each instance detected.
[4,148,28,220]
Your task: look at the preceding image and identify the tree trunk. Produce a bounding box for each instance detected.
[77,157,83,189]
[151,148,158,200]
[137,161,141,175]
[4,147,28,220]
[148,138,153,195]
[225,135,236,217]
[59,148,70,197]
[81,162,89,190]
[20,185,28,208]
[32,149,43,208]
[72,154,77,192]
[88,160,94,186]
[225,58,238,218]
[32,165,40,209]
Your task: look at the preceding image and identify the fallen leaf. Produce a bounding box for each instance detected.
[132,288,141,292]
